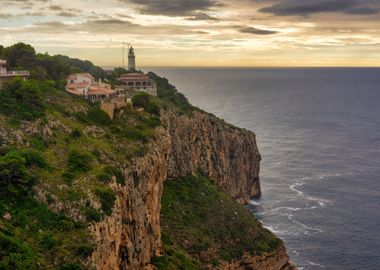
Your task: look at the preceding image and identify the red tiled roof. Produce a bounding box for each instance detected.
[66,82,89,88]
[120,73,150,81]
[87,86,116,95]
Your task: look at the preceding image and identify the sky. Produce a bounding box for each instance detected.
[0,0,379,67]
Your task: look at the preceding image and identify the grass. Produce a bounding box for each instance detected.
[155,174,283,269]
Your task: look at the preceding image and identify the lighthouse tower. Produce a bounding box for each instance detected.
[128,46,136,71]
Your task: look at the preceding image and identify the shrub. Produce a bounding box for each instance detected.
[124,127,148,142]
[20,149,47,168]
[70,128,82,138]
[85,208,102,222]
[87,106,111,126]
[132,92,161,116]
[0,233,37,270]
[0,79,45,121]
[66,150,92,174]
[40,234,57,250]
[60,264,83,270]
[132,92,150,108]
[94,187,116,216]
[0,150,34,197]
[97,166,124,185]
[145,101,160,116]
[73,244,93,258]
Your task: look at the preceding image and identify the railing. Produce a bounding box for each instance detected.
[0,71,30,76]
[7,71,30,75]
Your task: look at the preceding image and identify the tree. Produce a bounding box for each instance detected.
[0,150,34,197]
[132,92,150,108]
[3,43,36,69]
[0,78,45,120]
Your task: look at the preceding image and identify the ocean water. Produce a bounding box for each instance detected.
[146,67,380,270]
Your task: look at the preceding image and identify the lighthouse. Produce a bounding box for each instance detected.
[128,46,136,71]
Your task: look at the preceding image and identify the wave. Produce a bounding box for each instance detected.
[288,214,323,234]
[306,260,325,268]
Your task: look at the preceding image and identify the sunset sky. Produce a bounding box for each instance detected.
[1,0,379,67]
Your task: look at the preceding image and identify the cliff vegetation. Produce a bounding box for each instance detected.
[0,43,294,270]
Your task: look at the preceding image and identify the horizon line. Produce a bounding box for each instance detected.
[103,65,380,69]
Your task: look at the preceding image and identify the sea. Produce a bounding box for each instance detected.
[145,67,380,270]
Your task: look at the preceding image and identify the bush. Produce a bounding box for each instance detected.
[132,92,150,108]
[60,264,84,270]
[0,233,37,270]
[66,150,92,174]
[85,208,102,222]
[124,127,148,142]
[20,149,47,168]
[145,101,160,116]
[132,92,161,116]
[87,106,111,126]
[70,128,82,138]
[0,150,34,197]
[40,234,57,250]
[94,187,116,216]
[97,166,125,185]
[0,79,45,121]
[73,244,93,258]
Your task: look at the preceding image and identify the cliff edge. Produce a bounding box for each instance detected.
[0,50,295,270]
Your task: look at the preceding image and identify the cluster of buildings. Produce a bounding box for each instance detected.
[65,46,157,118]
[1,46,156,120]
[0,59,30,89]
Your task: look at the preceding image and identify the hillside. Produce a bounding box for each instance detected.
[0,43,295,270]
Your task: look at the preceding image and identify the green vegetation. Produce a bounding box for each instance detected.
[0,150,35,198]
[132,92,161,116]
[148,72,194,113]
[0,148,93,269]
[94,187,116,216]
[98,165,125,185]
[62,150,93,184]
[0,79,46,121]
[155,174,282,269]
[0,42,105,82]
[0,42,266,269]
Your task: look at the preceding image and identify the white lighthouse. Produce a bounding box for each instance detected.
[128,46,136,71]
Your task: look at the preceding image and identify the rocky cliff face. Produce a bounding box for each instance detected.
[218,247,297,270]
[164,111,261,204]
[90,110,292,270]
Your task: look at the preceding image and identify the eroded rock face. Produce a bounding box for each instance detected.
[164,111,261,203]
[218,247,297,270]
[90,110,293,270]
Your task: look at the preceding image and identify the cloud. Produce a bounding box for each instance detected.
[259,0,380,16]
[0,13,13,19]
[125,0,222,16]
[188,12,218,20]
[240,26,277,35]
[50,5,63,11]
[57,11,76,17]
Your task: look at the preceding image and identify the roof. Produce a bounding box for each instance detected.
[87,86,116,95]
[119,73,152,82]
[66,82,89,88]
[68,73,94,81]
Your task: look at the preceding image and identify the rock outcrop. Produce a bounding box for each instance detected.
[218,247,297,270]
[90,110,292,270]
[164,110,261,203]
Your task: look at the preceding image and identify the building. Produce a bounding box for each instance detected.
[66,73,128,119]
[0,59,30,89]
[118,73,157,96]
[66,73,117,101]
[128,46,136,71]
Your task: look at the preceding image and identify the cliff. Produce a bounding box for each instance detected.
[0,67,295,270]
[90,109,293,270]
